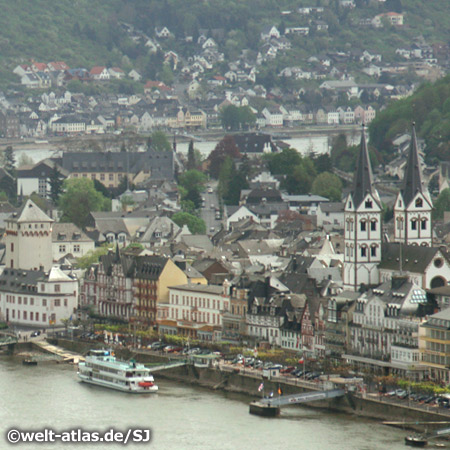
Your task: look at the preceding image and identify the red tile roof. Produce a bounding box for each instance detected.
[90,66,107,75]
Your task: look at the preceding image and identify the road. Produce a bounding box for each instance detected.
[200,181,222,235]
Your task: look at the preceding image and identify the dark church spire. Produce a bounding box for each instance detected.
[351,125,376,208]
[401,123,425,207]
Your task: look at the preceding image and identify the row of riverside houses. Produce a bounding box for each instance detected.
[6,126,450,384]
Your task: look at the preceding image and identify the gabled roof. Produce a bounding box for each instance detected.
[90,66,107,75]
[9,199,53,224]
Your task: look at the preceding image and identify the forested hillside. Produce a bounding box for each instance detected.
[0,0,449,86]
[369,75,450,162]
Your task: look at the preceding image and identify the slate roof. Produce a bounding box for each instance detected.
[57,150,174,180]
[232,133,277,154]
[378,242,445,273]
[401,124,427,207]
[350,127,378,208]
[168,284,223,295]
[9,199,53,224]
[52,223,93,243]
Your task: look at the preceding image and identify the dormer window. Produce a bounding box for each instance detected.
[365,199,373,208]
[415,198,423,208]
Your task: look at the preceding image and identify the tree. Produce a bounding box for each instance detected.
[433,189,450,220]
[208,136,242,179]
[171,212,206,234]
[150,131,172,152]
[187,140,196,170]
[311,172,343,201]
[178,169,207,208]
[220,104,240,131]
[75,244,112,269]
[17,154,34,168]
[49,165,64,204]
[58,178,111,228]
[4,146,16,177]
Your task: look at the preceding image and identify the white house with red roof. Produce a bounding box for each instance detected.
[13,64,32,77]
[31,62,49,72]
[48,62,70,71]
[144,80,172,94]
[90,66,110,80]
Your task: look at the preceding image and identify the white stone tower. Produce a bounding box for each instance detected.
[343,126,382,291]
[4,199,54,271]
[394,124,432,246]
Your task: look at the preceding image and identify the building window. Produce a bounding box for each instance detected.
[421,220,427,230]
[55,284,60,293]
[74,245,80,253]
[43,314,46,322]
[10,243,13,252]
[365,199,373,208]
[59,245,66,253]
[109,174,114,181]
[371,246,377,257]
[360,221,366,232]
[42,299,47,307]
[54,299,61,307]
[415,198,423,208]
[411,220,417,230]
[361,247,367,257]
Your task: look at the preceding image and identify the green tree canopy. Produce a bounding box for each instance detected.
[150,131,172,152]
[311,172,343,201]
[59,178,111,228]
[171,212,206,234]
[49,165,64,204]
[433,188,450,220]
[178,169,208,208]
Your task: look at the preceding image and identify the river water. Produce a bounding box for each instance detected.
[0,356,409,450]
[11,132,362,165]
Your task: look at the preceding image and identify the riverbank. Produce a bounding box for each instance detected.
[31,338,450,433]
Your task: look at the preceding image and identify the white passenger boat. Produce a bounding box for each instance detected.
[78,350,158,393]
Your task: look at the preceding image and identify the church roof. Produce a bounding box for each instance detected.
[379,242,445,273]
[350,127,378,208]
[401,124,427,207]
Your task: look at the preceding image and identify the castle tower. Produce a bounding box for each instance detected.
[394,124,432,246]
[4,199,54,271]
[344,126,382,291]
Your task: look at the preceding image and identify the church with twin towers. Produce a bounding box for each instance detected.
[343,124,448,292]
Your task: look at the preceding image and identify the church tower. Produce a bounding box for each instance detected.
[344,126,382,291]
[394,124,432,246]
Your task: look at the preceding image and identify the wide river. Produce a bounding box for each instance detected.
[0,356,409,450]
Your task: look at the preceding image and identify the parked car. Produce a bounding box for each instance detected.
[31,331,41,337]
[151,341,165,350]
[208,187,213,194]
[281,366,295,374]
